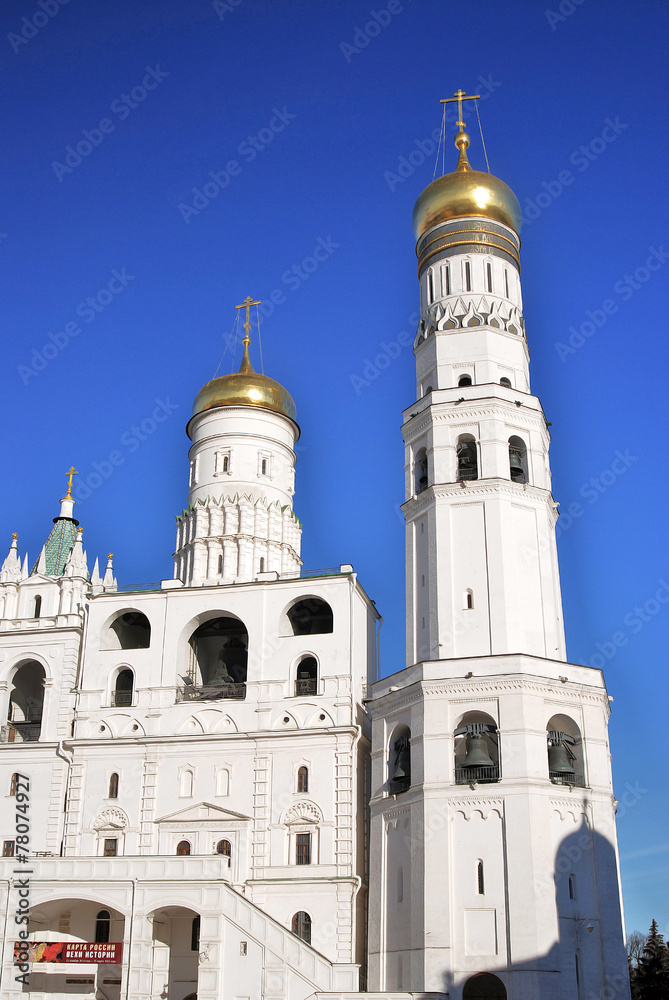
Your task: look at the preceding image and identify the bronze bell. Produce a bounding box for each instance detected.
[548,741,575,774]
[462,734,494,769]
[392,748,411,782]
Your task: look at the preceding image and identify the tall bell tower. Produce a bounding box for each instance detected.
[367,95,631,1000]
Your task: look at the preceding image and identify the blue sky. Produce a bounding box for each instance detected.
[1,0,667,937]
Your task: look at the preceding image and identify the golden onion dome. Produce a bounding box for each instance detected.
[192,342,297,426]
[412,130,521,242]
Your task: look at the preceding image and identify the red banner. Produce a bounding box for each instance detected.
[14,941,123,964]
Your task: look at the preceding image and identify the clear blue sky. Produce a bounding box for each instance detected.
[1,0,667,938]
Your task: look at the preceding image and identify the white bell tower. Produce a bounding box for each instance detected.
[367,95,630,1000]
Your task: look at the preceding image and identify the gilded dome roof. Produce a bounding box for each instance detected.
[412,131,521,241]
[192,345,297,424]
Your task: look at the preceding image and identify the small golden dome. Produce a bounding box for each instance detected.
[192,344,297,425]
[412,130,521,241]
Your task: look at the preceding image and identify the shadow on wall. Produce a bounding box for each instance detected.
[433,818,631,1000]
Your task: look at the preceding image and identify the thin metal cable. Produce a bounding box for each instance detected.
[255,303,264,374]
[213,310,240,378]
[432,105,446,180]
[475,99,491,173]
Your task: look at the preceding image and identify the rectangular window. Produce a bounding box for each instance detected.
[2,840,14,857]
[443,263,450,296]
[486,261,493,293]
[464,260,471,292]
[296,833,311,865]
[103,838,118,857]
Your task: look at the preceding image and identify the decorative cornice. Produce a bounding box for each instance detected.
[403,479,556,516]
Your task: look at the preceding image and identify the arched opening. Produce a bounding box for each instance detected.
[297,766,309,793]
[185,616,248,698]
[454,711,500,784]
[95,909,111,944]
[105,611,151,650]
[112,668,134,707]
[10,773,19,796]
[463,972,507,999]
[291,910,312,944]
[108,773,119,799]
[458,374,473,387]
[33,595,42,618]
[500,376,512,388]
[457,434,478,481]
[216,839,231,858]
[148,906,199,1000]
[7,661,45,742]
[414,446,428,494]
[176,840,191,856]
[389,724,411,794]
[295,656,318,696]
[286,599,333,636]
[180,770,194,797]
[509,435,528,483]
[547,714,585,786]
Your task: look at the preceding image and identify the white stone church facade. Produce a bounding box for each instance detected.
[0,123,630,1000]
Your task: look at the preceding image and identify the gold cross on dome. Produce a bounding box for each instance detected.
[65,465,78,498]
[441,88,481,131]
[235,296,261,346]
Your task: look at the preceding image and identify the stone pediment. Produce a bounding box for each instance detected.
[154,801,251,824]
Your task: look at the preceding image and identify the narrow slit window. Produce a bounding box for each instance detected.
[218,554,223,574]
[427,269,434,303]
[191,916,200,952]
[259,557,265,573]
[261,458,267,475]
[34,595,42,618]
[464,261,472,292]
[108,773,119,799]
[486,261,493,293]
[444,263,450,295]
[569,874,577,899]
[477,860,485,895]
[222,455,229,472]
[466,591,474,610]
[10,773,18,796]
[504,269,510,298]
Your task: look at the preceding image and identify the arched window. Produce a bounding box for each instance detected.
[414,447,428,494]
[188,616,248,695]
[508,435,528,483]
[95,910,111,944]
[500,377,512,388]
[217,554,223,574]
[10,773,19,796]
[295,657,318,696]
[259,557,265,573]
[112,669,134,707]
[456,434,478,481]
[222,455,229,472]
[216,839,231,858]
[389,726,411,794]
[463,972,507,999]
[458,374,473,387]
[8,661,45,742]
[465,590,474,610]
[191,915,200,952]
[454,712,500,784]
[569,873,577,899]
[106,611,151,650]
[180,770,194,798]
[33,595,42,618]
[292,910,312,944]
[297,766,309,793]
[176,840,191,856]
[108,773,119,799]
[478,860,485,895]
[286,599,333,636]
[261,458,268,475]
[547,714,584,786]
[215,768,230,796]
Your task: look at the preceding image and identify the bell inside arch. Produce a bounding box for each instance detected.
[462,733,494,769]
[548,741,575,774]
[392,747,411,782]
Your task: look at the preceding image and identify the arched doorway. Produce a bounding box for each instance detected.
[463,972,507,999]
[148,905,200,1000]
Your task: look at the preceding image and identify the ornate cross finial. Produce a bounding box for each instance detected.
[65,465,78,499]
[441,88,481,131]
[235,296,261,347]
